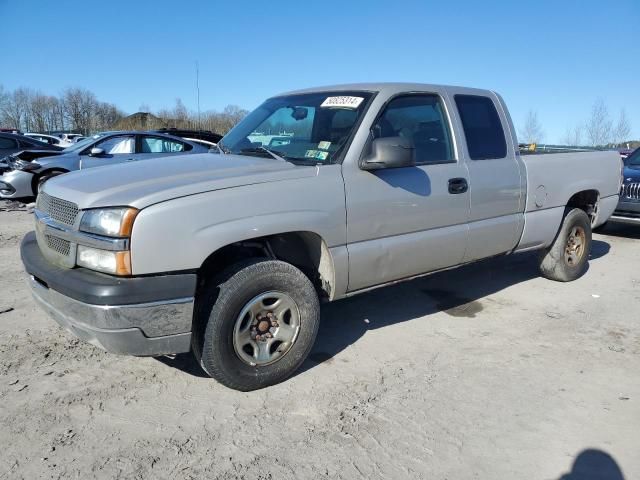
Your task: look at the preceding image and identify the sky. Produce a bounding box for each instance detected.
[1,0,638,143]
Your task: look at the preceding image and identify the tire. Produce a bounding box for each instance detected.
[538,208,592,282]
[192,259,320,391]
[33,169,67,195]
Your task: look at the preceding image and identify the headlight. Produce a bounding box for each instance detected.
[77,245,131,275]
[80,207,138,237]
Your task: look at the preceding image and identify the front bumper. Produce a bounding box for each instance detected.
[0,169,35,198]
[611,199,640,225]
[21,232,196,356]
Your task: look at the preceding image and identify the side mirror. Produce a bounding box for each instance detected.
[89,147,104,156]
[360,136,415,170]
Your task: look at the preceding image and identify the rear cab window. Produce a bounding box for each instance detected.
[454,94,507,160]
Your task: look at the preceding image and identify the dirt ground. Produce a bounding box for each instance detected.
[0,199,639,479]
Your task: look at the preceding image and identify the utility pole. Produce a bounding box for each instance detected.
[196,61,201,130]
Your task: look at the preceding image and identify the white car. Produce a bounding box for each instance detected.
[24,133,72,148]
[58,133,84,144]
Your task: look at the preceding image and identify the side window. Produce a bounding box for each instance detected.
[94,135,135,154]
[372,94,454,165]
[0,137,18,149]
[454,95,507,160]
[140,136,190,153]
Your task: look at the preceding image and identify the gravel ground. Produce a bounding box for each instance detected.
[0,199,638,479]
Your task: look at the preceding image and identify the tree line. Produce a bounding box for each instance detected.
[519,99,634,147]
[0,85,249,136]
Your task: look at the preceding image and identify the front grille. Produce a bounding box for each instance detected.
[45,235,71,256]
[37,192,79,226]
[621,182,640,201]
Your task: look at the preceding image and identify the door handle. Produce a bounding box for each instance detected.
[448,178,468,194]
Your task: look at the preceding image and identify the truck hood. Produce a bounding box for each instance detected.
[43,153,318,210]
[623,165,640,182]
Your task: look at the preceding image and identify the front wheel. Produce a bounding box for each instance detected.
[538,208,592,282]
[192,259,320,391]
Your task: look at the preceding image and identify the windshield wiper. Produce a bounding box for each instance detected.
[239,146,289,162]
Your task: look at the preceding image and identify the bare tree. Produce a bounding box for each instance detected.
[172,98,189,123]
[563,124,583,146]
[2,84,248,135]
[585,98,613,146]
[62,87,99,134]
[29,93,52,133]
[1,88,30,130]
[612,109,631,146]
[518,110,544,144]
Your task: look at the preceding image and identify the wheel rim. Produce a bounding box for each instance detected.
[232,291,301,367]
[564,226,586,267]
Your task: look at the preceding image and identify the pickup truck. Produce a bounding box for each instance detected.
[20,83,622,391]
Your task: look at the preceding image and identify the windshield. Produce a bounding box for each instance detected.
[625,148,640,167]
[219,91,373,164]
[62,133,105,152]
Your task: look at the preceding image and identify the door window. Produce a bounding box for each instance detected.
[454,95,507,160]
[140,136,189,153]
[372,94,454,165]
[94,135,135,154]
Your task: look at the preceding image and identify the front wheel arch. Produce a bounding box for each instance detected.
[31,168,69,195]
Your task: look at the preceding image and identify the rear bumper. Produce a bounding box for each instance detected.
[0,169,34,198]
[21,231,196,356]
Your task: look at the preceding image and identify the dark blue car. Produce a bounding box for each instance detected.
[611,147,640,225]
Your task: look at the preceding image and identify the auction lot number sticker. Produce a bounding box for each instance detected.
[321,96,364,109]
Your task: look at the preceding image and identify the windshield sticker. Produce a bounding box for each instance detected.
[318,141,331,150]
[305,149,329,161]
[320,96,364,109]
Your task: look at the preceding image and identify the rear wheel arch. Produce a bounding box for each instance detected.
[566,189,600,225]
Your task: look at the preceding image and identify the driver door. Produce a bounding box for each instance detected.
[80,134,136,169]
[344,93,470,291]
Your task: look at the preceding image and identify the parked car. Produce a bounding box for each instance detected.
[0,131,211,198]
[24,133,73,148]
[0,132,62,159]
[609,147,640,225]
[618,148,634,160]
[21,83,621,391]
[151,128,222,145]
[57,133,84,143]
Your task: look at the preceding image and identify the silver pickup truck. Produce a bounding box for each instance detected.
[21,83,622,391]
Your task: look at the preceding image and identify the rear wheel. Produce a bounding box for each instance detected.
[192,259,320,391]
[538,208,592,282]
